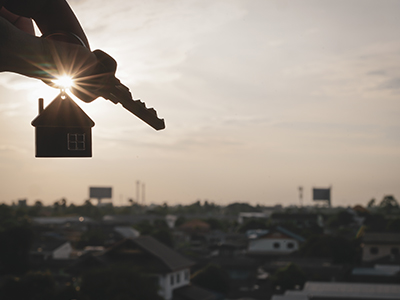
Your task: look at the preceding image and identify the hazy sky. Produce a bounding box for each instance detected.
[0,0,399,207]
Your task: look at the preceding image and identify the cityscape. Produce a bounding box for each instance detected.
[0,189,399,299]
[1,1,400,300]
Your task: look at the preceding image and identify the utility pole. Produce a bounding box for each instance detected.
[136,180,140,203]
[142,182,145,204]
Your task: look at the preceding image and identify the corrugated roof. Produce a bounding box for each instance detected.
[31,93,94,127]
[133,236,194,271]
[352,265,400,276]
[276,226,306,243]
[114,226,140,239]
[256,226,305,243]
[104,236,194,272]
[32,216,95,225]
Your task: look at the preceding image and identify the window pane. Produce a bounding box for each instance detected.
[68,133,86,151]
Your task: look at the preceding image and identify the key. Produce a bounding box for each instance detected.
[43,32,165,130]
[93,50,165,131]
[101,77,166,131]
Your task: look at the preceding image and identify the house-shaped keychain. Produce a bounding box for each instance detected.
[31,93,95,157]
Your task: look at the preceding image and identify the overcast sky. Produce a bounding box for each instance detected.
[0,0,399,207]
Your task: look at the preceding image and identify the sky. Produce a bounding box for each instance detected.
[0,0,399,207]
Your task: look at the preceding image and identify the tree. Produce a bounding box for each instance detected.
[174,216,186,227]
[379,195,399,212]
[238,218,269,233]
[271,263,306,292]
[298,235,360,264]
[367,198,375,208]
[77,229,108,248]
[79,265,163,300]
[60,198,67,209]
[151,228,174,248]
[225,202,260,215]
[191,264,230,294]
[363,213,387,232]
[326,210,354,229]
[53,201,60,213]
[386,218,400,233]
[204,217,225,230]
[34,200,43,207]
[133,221,174,247]
[0,225,34,276]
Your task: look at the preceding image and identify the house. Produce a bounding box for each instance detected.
[362,232,400,262]
[178,220,211,235]
[271,281,400,299]
[31,94,95,157]
[31,239,72,261]
[113,226,140,239]
[70,236,217,300]
[247,226,305,255]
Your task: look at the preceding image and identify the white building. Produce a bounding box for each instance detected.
[247,226,305,255]
[362,232,400,262]
[31,240,72,260]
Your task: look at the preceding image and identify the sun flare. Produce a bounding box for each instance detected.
[51,75,75,91]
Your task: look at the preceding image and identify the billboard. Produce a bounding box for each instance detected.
[313,188,330,201]
[90,187,112,199]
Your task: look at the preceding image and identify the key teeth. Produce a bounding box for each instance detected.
[134,99,159,116]
[148,108,157,116]
[134,99,147,108]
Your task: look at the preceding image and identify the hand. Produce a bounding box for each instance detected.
[41,36,116,103]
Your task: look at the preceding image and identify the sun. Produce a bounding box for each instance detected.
[51,75,75,91]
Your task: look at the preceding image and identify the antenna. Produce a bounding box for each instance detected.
[298,186,303,207]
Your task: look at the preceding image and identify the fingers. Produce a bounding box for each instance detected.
[0,8,34,35]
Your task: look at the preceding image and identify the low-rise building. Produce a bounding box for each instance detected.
[362,233,400,262]
[247,226,305,255]
[70,236,217,300]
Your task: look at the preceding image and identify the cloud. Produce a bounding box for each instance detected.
[0,73,37,91]
[70,0,247,84]
[0,144,27,154]
[378,77,400,92]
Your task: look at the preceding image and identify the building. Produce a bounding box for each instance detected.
[362,233,400,262]
[70,236,217,300]
[247,226,305,255]
[31,94,95,157]
[31,239,72,261]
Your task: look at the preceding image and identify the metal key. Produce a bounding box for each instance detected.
[93,50,165,131]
